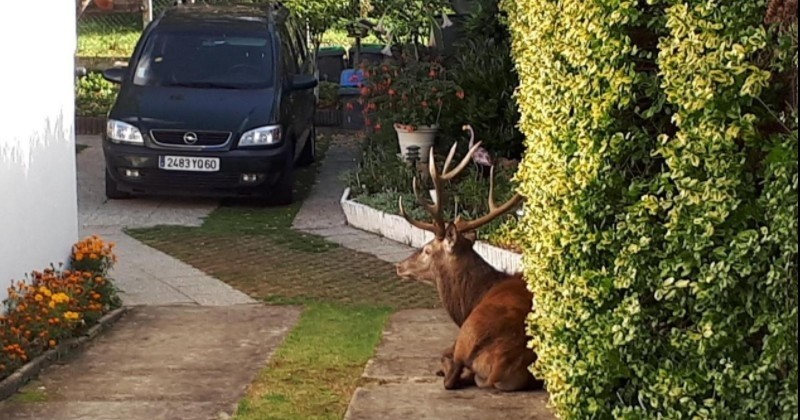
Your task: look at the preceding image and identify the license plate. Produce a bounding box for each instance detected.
[158,155,220,172]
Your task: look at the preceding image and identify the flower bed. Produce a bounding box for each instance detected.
[340,188,522,273]
[0,236,121,381]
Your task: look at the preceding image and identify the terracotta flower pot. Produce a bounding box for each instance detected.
[395,123,437,163]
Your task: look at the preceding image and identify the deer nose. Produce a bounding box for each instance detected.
[395,264,410,278]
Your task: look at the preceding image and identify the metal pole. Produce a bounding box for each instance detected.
[142,0,153,28]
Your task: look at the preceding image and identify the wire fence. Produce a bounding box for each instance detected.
[76,0,273,57]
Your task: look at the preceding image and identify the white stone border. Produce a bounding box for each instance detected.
[340,188,522,274]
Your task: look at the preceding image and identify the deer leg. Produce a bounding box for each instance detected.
[443,334,480,390]
[436,342,456,376]
[483,353,540,392]
[443,358,466,390]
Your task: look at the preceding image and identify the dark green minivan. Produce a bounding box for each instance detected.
[102,2,317,204]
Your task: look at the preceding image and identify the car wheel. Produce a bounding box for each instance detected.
[271,153,295,206]
[297,126,316,167]
[105,170,131,200]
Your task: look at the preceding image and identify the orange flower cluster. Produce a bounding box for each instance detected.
[1,236,120,380]
[71,235,116,274]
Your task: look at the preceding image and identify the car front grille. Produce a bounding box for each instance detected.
[133,169,243,190]
[150,130,231,147]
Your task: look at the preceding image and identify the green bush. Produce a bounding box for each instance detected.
[318,81,340,109]
[502,0,798,418]
[76,72,119,117]
[447,0,524,159]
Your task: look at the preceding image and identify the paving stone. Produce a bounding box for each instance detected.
[291,133,360,231]
[349,309,556,419]
[77,135,216,230]
[0,305,301,420]
[345,383,555,420]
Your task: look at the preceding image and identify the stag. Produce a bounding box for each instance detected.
[395,143,542,391]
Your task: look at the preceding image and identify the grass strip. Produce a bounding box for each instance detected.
[235,303,391,420]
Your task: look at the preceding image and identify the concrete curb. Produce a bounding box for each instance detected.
[0,307,129,401]
[340,188,523,273]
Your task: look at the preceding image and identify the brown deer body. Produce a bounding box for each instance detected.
[395,137,542,391]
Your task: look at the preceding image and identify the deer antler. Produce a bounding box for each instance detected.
[398,141,483,239]
[455,166,523,233]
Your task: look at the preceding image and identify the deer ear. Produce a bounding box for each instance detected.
[444,223,459,250]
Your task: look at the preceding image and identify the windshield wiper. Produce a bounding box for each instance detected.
[163,82,243,90]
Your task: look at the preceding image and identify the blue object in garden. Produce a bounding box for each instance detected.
[340,69,364,87]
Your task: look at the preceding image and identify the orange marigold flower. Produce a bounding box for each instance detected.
[64,311,80,321]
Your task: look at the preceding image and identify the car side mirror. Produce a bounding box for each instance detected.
[290,74,318,91]
[102,67,127,84]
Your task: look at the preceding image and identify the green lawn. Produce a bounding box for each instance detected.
[235,304,391,420]
[76,20,379,58]
[77,18,141,57]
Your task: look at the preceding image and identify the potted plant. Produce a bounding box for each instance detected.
[361,58,463,162]
[314,80,342,126]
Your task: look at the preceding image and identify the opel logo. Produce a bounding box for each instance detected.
[183,132,198,145]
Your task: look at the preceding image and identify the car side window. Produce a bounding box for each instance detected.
[283,15,310,75]
[291,22,308,72]
[278,25,298,77]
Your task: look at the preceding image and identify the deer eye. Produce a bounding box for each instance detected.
[424,247,432,255]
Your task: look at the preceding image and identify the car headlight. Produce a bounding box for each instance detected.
[239,125,282,147]
[106,119,144,145]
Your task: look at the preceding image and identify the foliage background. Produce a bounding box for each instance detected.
[502,0,798,417]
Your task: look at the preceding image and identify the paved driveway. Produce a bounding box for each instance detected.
[75,135,252,306]
[77,135,217,231]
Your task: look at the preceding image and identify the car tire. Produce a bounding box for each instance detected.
[271,153,295,206]
[297,126,316,167]
[105,170,131,200]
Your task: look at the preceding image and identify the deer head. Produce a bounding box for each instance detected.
[395,141,523,284]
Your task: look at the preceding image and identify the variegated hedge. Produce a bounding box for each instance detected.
[501,0,798,417]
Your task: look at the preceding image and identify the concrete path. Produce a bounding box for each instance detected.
[0,305,300,420]
[345,309,555,420]
[76,135,253,306]
[293,132,416,264]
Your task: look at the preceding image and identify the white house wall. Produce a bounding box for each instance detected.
[0,2,78,300]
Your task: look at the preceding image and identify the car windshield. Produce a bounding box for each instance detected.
[133,30,274,89]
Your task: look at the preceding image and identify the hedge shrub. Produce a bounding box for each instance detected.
[502,0,798,417]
